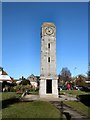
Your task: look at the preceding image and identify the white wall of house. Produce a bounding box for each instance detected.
[0,75,11,80]
[31,82,38,88]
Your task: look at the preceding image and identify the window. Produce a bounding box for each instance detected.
[48,57,50,62]
[48,43,50,48]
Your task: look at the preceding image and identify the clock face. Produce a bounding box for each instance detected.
[45,27,54,35]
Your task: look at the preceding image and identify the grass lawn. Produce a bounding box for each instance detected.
[29,91,39,95]
[60,90,90,96]
[2,101,62,118]
[63,101,90,118]
[1,92,20,101]
[1,92,63,119]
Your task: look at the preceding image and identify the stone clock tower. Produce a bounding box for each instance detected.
[39,22,58,98]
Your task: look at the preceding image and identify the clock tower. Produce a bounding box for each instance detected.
[39,22,58,98]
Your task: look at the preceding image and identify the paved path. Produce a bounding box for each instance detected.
[50,101,90,120]
[21,94,77,101]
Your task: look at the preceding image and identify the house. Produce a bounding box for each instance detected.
[27,74,39,89]
[0,67,15,91]
[0,67,14,83]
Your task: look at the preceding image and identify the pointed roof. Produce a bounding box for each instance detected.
[27,74,35,79]
[30,74,35,77]
[0,67,8,75]
[2,70,8,75]
[27,74,37,82]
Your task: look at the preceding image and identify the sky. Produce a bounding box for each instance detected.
[2,2,88,79]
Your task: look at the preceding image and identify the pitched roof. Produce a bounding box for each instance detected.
[2,70,8,75]
[27,74,35,79]
[30,74,35,77]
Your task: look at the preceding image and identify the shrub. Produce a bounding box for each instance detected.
[14,85,31,93]
[19,80,30,85]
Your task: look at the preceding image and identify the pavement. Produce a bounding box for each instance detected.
[21,94,77,101]
[50,101,90,120]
